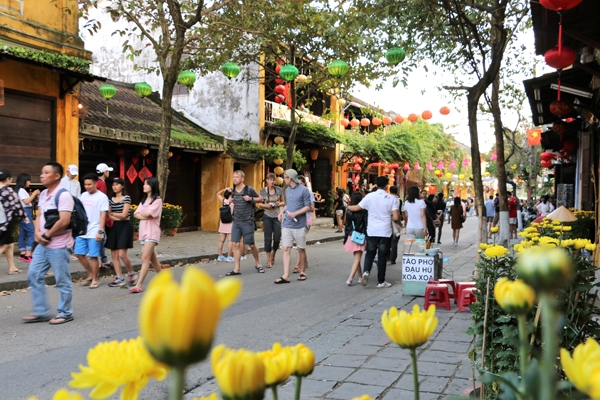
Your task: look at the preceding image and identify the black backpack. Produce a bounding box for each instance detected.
[220,200,233,224]
[54,188,89,238]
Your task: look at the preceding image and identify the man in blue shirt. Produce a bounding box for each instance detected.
[275,169,312,284]
[485,195,496,238]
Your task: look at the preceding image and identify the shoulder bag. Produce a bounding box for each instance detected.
[219,200,233,224]
[351,221,365,245]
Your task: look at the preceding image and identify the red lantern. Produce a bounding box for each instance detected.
[192,157,200,163]
[383,167,390,174]
[275,94,286,104]
[540,0,582,11]
[407,113,418,122]
[354,163,362,172]
[115,148,125,156]
[390,162,400,169]
[552,121,567,134]
[275,78,285,85]
[310,148,319,161]
[421,110,432,120]
[440,106,450,115]
[275,65,281,74]
[403,162,410,170]
[545,46,577,70]
[540,151,554,161]
[382,116,392,125]
[356,156,363,163]
[541,160,553,168]
[360,118,370,127]
[275,84,286,94]
[395,115,404,123]
[350,118,360,127]
[491,151,497,161]
[550,100,573,117]
[563,138,578,152]
[341,118,350,128]
[372,117,382,126]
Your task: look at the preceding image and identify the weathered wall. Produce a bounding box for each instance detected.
[200,155,234,232]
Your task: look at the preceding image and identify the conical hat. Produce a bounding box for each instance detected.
[546,206,577,222]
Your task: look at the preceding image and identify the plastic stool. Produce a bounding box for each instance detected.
[454,282,476,304]
[424,283,451,311]
[457,287,477,312]
[429,279,456,299]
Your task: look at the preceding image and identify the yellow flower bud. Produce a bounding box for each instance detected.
[480,243,490,250]
[574,239,589,249]
[139,267,241,368]
[260,343,296,387]
[292,343,315,377]
[494,278,536,315]
[212,344,265,400]
[517,247,574,292]
[585,243,596,252]
[560,338,600,399]
[382,304,438,349]
[490,226,499,233]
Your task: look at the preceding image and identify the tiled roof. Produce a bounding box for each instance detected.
[80,80,224,152]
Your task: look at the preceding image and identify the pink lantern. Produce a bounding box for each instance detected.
[437,161,444,170]
[414,162,421,170]
[403,162,410,170]
[491,151,497,161]
[426,162,433,171]
[448,159,456,169]
[462,158,470,167]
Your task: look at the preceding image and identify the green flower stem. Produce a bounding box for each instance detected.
[169,367,185,400]
[410,348,420,400]
[517,314,529,395]
[294,375,302,400]
[540,293,558,400]
[271,386,279,400]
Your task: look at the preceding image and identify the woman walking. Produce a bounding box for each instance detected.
[15,173,39,263]
[258,173,284,268]
[343,192,367,286]
[0,170,27,274]
[106,177,135,287]
[334,189,345,232]
[402,186,427,239]
[424,193,438,245]
[130,177,162,293]
[216,188,234,262]
[450,196,465,247]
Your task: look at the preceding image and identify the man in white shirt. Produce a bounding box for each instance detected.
[60,165,81,198]
[74,173,109,289]
[347,176,400,288]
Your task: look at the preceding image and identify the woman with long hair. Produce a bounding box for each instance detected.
[450,196,465,247]
[536,194,554,218]
[343,191,367,285]
[130,177,162,293]
[0,170,27,274]
[216,188,234,262]
[15,173,39,262]
[402,186,427,239]
[424,193,439,244]
[106,177,134,287]
[258,173,284,268]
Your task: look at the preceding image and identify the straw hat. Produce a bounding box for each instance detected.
[546,206,577,222]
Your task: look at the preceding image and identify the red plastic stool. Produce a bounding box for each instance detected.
[424,283,451,311]
[454,282,476,304]
[429,279,456,300]
[457,287,478,312]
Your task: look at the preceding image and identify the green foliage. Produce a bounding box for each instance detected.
[160,203,185,229]
[272,120,342,145]
[171,130,220,147]
[228,141,306,169]
[0,43,91,73]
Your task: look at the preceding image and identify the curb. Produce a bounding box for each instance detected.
[0,234,344,292]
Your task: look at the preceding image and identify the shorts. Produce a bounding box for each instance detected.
[282,227,307,249]
[509,218,517,224]
[231,222,255,245]
[486,216,494,223]
[74,236,102,257]
[140,239,159,245]
[335,209,344,217]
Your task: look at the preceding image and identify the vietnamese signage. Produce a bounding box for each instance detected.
[402,255,435,282]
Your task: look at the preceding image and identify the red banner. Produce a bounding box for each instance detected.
[527,128,542,146]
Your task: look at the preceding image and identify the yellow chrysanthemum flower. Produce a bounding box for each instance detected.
[211,344,265,400]
[560,338,600,399]
[192,394,218,400]
[525,227,538,233]
[563,226,572,231]
[140,267,241,368]
[561,239,574,248]
[28,388,86,400]
[586,243,597,252]
[292,343,315,377]
[490,226,499,233]
[517,231,529,238]
[552,219,562,225]
[517,246,574,292]
[484,245,510,258]
[513,244,524,254]
[382,304,438,349]
[259,343,296,387]
[574,239,590,249]
[494,277,536,315]
[70,337,167,400]
[480,243,490,250]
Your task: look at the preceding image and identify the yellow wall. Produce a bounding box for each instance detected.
[200,154,233,232]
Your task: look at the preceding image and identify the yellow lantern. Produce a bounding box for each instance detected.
[445,172,452,179]
[274,166,284,175]
[458,174,465,179]
[274,158,284,165]
[274,136,285,145]
[275,177,284,185]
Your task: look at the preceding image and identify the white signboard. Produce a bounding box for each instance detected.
[402,255,435,282]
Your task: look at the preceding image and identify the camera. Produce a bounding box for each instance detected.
[270,203,276,208]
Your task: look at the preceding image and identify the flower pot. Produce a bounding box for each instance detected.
[133,232,139,241]
[164,228,177,236]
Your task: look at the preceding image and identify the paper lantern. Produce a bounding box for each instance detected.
[372,117,382,126]
[458,174,465,180]
[436,171,443,178]
[192,157,200,163]
[448,159,456,169]
[168,151,173,158]
[540,151,554,161]
[545,46,576,70]
[434,169,441,175]
[540,0,582,11]
[403,162,410,170]
[414,162,421,170]
[563,138,578,152]
[383,167,390,174]
[134,82,152,98]
[337,98,346,106]
[99,84,117,100]
[177,70,196,90]
[437,161,444,170]
[275,78,285,85]
[491,151,497,161]
[421,110,432,120]
[382,116,392,125]
[279,65,299,82]
[297,74,308,82]
[407,113,418,122]
[139,148,149,156]
[541,160,553,168]
[385,47,406,66]
[221,62,241,79]
[390,162,400,169]
[350,118,360,127]
[445,172,452,179]
[360,118,370,127]
[440,106,450,115]
[550,100,573,117]
[484,172,490,177]
[115,148,124,156]
[274,158,283,165]
[462,158,470,167]
[452,174,459,181]
[274,166,284,175]
[310,148,319,161]
[328,60,349,78]
[341,118,350,128]
[275,177,284,185]
[274,136,284,145]
[354,163,362,172]
[426,162,433,170]
[274,94,286,104]
[275,65,281,74]
[275,85,286,94]
[356,156,363,163]
[395,115,404,123]
[552,121,567,134]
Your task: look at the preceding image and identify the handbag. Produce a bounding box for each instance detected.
[351,221,365,245]
[460,214,466,223]
[219,200,233,224]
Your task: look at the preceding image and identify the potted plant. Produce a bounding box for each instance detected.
[161,203,184,236]
[129,204,140,240]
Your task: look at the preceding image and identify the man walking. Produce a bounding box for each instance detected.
[95,163,113,268]
[23,162,74,325]
[485,195,496,238]
[348,176,399,288]
[74,174,109,289]
[225,170,263,275]
[435,193,446,244]
[60,164,81,198]
[388,185,402,265]
[274,169,312,284]
[292,175,315,273]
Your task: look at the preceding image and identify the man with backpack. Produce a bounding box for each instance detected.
[23,162,75,325]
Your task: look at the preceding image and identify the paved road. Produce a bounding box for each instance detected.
[0,218,480,399]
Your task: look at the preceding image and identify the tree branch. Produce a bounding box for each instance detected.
[116,0,160,53]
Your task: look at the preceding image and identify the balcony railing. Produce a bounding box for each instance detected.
[265,100,333,128]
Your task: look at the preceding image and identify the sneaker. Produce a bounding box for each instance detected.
[346,278,353,286]
[217,256,227,262]
[226,257,234,263]
[128,274,136,287]
[108,277,125,287]
[240,254,247,261]
[361,271,369,286]
[377,281,392,288]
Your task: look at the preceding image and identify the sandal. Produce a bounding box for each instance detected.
[89,282,99,289]
[49,315,74,325]
[266,264,272,269]
[129,287,144,293]
[298,273,307,281]
[255,265,265,273]
[22,315,52,323]
[292,267,301,274]
[80,279,92,286]
[225,270,241,276]
[274,277,290,284]
[7,269,22,275]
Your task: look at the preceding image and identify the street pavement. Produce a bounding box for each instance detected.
[0,217,480,399]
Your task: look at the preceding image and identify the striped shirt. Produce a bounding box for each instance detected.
[232,185,259,224]
[109,195,131,214]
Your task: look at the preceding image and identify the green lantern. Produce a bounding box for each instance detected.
[135,82,152,98]
[327,60,349,78]
[385,47,406,66]
[99,84,117,115]
[221,62,241,79]
[279,64,299,82]
[177,70,196,90]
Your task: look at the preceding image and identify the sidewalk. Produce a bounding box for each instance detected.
[0,217,342,291]
[187,222,480,399]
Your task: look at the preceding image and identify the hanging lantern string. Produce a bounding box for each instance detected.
[557,71,562,101]
[557,11,563,100]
